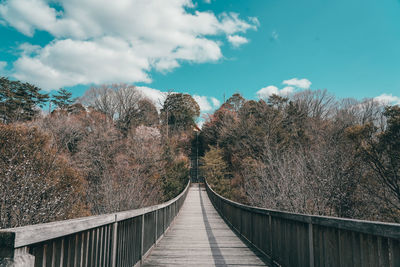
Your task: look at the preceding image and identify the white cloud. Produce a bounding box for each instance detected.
[219,13,257,35]
[283,78,311,89]
[132,87,221,120]
[194,95,213,112]
[0,0,258,90]
[227,35,249,48]
[18,43,41,55]
[257,78,312,99]
[256,85,295,99]
[192,95,221,112]
[204,0,211,3]
[374,93,400,105]
[280,86,294,95]
[256,85,279,99]
[134,87,220,114]
[0,0,59,36]
[248,17,260,27]
[211,97,220,108]
[136,86,167,110]
[14,38,151,90]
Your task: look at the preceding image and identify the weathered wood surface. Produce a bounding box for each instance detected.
[0,184,191,250]
[142,184,268,267]
[205,181,400,267]
[0,182,190,267]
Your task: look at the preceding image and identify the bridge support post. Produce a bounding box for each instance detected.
[268,215,273,260]
[111,215,118,267]
[308,222,314,267]
[140,214,145,265]
[155,211,158,245]
[0,247,35,267]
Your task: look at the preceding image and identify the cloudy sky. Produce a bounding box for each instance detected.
[1,0,400,113]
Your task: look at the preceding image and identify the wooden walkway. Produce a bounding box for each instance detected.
[142,184,268,267]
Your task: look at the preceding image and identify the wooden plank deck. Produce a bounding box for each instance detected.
[142,184,269,267]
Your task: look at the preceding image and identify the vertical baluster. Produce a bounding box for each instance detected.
[59,238,64,267]
[94,228,99,267]
[140,214,145,264]
[155,211,158,244]
[111,215,118,267]
[73,234,79,267]
[79,232,84,267]
[42,243,47,267]
[309,222,314,267]
[84,231,90,267]
[51,241,56,267]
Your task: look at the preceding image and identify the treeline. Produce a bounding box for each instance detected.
[200,91,400,223]
[0,77,200,228]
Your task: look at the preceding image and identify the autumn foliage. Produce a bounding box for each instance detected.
[201,91,400,223]
[0,80,194,228]
[0,124,89,228]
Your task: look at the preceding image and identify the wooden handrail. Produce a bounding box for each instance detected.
[205,180,400,267]
[0,180,191,267]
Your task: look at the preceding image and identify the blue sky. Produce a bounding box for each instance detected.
[1,0,400,113]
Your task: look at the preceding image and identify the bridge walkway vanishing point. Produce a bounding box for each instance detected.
[1,133,399,267]
[142,184,268,267]
[1,179,399,267]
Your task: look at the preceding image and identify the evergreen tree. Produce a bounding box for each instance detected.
[51,88,74,110]
[0,77,48,123]
[161,93,200,133]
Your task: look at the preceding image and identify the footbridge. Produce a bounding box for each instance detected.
[1,179,399,267]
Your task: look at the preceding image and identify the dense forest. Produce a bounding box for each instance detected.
[0,77,198,229]
[1,76,399,228]
[200,91,400,223]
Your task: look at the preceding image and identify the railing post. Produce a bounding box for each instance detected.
[269,214,273,260]
[239,207,242,234]
[111,215,118,267]
[164,208,166,233]
[308,221,314,267]
[155,211,158,244]
[140,214,145,264]
[1,232,35,267]
[0,246,35,267]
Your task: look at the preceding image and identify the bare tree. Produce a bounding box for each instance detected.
[292,89,336,119]
[201,91,397,222]
[78,84,118,118]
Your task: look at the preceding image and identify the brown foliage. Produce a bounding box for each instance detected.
[201,92,399,222]
[1,82,191,228]
[0,123,89,228]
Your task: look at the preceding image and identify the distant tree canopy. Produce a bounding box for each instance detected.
[78,84,159,134]
[0,79,192,228]
[134,99,159,127]
[161,93,200,133]
[223,93,246,112]
[51,88,74,110]
[347,105,400,216]
[200,146,231,198]
[2,76,398,225]
[116,98,159,134]
[201,91,400,223]
[0,77,48,123]
[0,124,89,228]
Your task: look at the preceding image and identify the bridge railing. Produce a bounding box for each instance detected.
[205,181,400,267]
[0,181,190,267]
